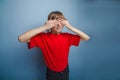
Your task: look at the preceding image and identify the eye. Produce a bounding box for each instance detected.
[56,17,59,20]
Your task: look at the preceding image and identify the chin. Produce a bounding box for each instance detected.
[57,31,62,33]
[57,29,62,32]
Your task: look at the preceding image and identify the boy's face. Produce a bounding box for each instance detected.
[51,19,64,34]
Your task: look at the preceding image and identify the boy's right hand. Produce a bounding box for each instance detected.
[44,20,58,29]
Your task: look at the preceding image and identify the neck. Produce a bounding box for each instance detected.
[51,31,60,35]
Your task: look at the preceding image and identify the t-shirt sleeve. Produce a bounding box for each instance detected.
[66,33,81,46]
[27,33,43,49]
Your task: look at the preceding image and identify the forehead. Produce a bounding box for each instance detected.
[50,15,64,20]
[55,16,63,19]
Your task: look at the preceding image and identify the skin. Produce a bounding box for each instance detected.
[50,19,64,34]
[18,19,90,42]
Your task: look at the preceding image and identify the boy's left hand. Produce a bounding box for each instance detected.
[61,20,71,28]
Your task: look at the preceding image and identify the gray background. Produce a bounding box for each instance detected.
[0,0,120,80]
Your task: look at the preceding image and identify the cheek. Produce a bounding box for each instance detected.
[59,26,64,29]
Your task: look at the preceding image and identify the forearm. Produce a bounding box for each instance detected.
[18,25,47,42]
[66,25,90,40]
[18,20,58,42]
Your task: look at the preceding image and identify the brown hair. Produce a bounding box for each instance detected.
[48,11,66,20]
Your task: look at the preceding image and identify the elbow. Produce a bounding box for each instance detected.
[18,35,26,42]
[86,36,90,41]
[82,36,90,41]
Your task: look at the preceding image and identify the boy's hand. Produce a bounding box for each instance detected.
[61,20,71,28]
[44,20,58,29]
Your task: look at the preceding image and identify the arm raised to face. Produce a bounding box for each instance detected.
[61,20,90,41]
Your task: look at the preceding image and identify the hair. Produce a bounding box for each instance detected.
[48,11,66,20]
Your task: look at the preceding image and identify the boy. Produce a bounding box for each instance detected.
[18,11,90,80]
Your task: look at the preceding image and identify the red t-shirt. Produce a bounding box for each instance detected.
[28,32,80,72]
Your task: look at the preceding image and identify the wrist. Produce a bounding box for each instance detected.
[43,25,50,30]
[66,24,72,28]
